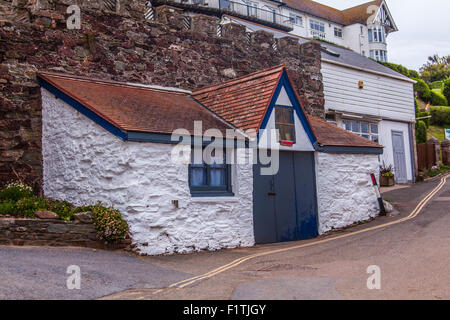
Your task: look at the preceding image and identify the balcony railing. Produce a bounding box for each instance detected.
[152,0,294,31]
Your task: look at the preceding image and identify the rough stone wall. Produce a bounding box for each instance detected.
[315,152,380,234]
[0,217,130,248]
[0,0,324,188]
[42,88,255,255]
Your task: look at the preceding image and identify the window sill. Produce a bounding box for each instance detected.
[190,195,239,203]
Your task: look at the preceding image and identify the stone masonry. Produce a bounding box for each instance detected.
[0,217,131,248]
[0,0,325,188]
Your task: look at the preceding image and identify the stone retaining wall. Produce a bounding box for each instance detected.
[0,217,131,249]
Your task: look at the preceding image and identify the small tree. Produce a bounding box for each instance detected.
[413,78,432,102]
[443,78,450,104]
[415,120,427,144]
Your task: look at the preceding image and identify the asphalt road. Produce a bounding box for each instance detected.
[0,175,449,300]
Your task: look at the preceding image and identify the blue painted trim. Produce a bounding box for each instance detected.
[38,77,128,141]
[314,143,383,155]
[258,70,317,146]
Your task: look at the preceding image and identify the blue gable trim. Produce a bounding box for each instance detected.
[258,70,317,146]
[38,77,128,141]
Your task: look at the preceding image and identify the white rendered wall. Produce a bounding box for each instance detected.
[41,89,255,255]
[315,152,380,234]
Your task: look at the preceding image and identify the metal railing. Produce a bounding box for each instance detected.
[163,0,293,30]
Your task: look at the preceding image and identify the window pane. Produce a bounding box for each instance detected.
[370,123,378,134]
[362,134,370,139]
[351,120,360,133]
[343,120,351,131]
[191,167,206,186]
[371,136,379,143]
[275,107,293,124]
[361,122,369,133]
[210,168,226,187]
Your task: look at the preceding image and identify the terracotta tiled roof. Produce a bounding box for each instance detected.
[38,72,235,136]
[308,116,382,148]
[194,65,382,149]
[283,0,347,25]
[284,0,383,26]
[342,0,383,25]
[192,65,284,134]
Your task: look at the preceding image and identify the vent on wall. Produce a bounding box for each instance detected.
[103,0,118,12]
[183,16,191,30]
[144,1,154,21]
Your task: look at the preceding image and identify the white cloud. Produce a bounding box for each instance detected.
[314,0,450,71]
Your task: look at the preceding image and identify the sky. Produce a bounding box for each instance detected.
[313,0,450,71]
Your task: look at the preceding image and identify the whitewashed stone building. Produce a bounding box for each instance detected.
[38,65,383,255]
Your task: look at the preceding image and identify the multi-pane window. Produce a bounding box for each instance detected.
[370,50,387,62]
[246,1,258,17]
[368,27,385,43]
[343,119,379,142]
[275,106,296,142]
[290,13,303,26]
[189,147,232,196]
[334,27,343,38]
[310,19,325,32]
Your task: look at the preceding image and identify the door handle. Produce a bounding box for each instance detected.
[268,192,276,196]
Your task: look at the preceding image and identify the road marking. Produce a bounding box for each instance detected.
[155,174,449,294]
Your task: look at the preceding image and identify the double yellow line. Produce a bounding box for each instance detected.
[154,174,449,294]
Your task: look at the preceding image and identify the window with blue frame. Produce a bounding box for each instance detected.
[189,147,233,197]
[275,106,296,142]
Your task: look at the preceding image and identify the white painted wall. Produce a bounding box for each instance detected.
[379,120,413,182]
[321,62,415,122]
[41,89,255,255]
[315,152,380,234]
[342,23,368,56]
[259,85,315,152]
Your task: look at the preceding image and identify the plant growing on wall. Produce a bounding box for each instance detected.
[0,182,130,242]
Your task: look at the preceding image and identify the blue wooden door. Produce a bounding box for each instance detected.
[253,151,318,244]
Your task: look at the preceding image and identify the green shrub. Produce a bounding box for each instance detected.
[0,182,34,201]
[443,78,450,104]
[413,78,432,102]
[430,81,444,90]
[415,97,419,116]
[418,112,430,128]
[90,204,129,242]
[416,120,427,144]
[0,200,17,216]
[430,106,450,126]
[47,199,76,221]
[430,90,448,106]
[15,197,49,218]
[379,62,419,79]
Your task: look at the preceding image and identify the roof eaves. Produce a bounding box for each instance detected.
[321,58,416,83]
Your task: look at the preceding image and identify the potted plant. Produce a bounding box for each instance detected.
[380,163,395,187]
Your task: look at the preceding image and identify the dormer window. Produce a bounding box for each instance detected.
[275,106,296,143]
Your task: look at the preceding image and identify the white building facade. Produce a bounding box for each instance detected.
[158,0,397,61]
